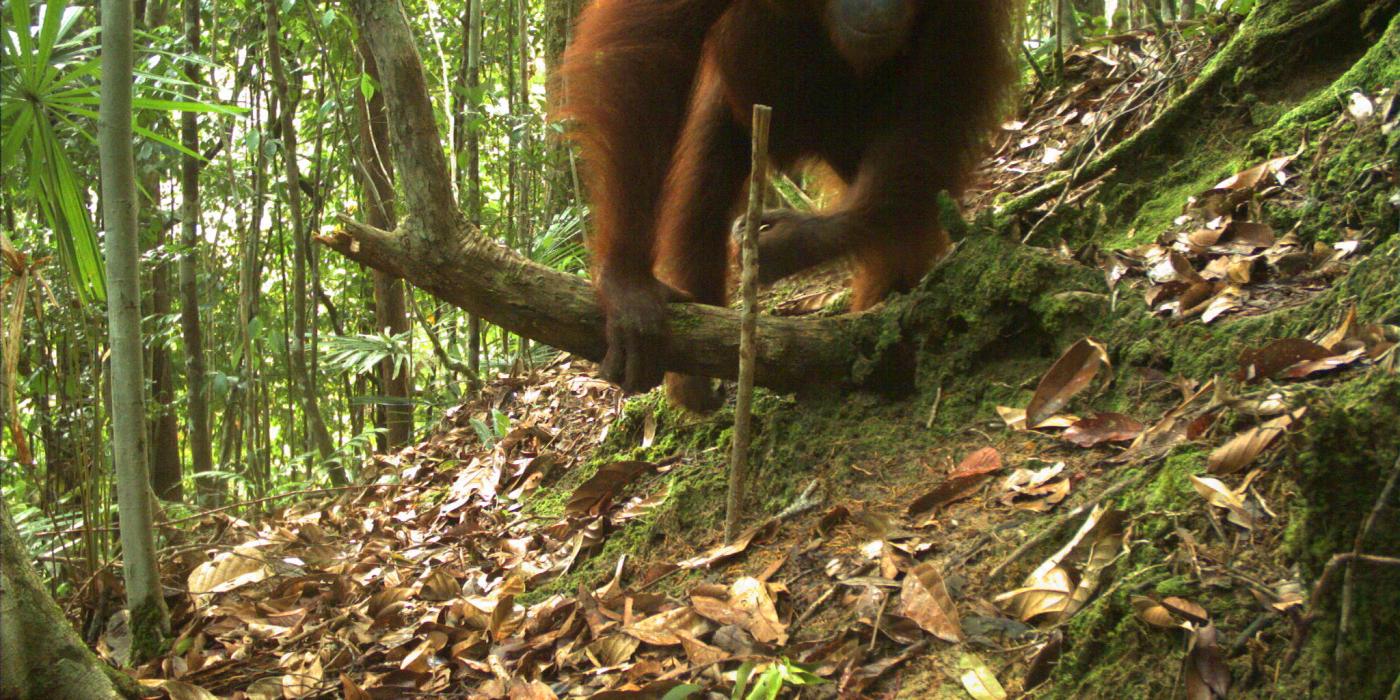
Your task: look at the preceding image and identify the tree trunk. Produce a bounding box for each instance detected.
[147,223,181,500]
[98,0,169,659]
[357,42,414,450]
[0,498,139,699]
[463,0,484,386]
[267,0,342,482]
[181,0,214,504]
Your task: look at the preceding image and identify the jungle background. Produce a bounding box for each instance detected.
[1,0,1398,697]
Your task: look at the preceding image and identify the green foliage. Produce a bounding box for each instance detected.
[732,659,825,700]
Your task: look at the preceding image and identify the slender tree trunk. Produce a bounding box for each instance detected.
[357,42,413,450]
[147,223,181,500]
[515,0,533,366]
[465,0,484,386]
[1,499,138,699]
[181,0,214,504]
[266,0,341,482]
[99,0,169,658]
[238,81,267,496]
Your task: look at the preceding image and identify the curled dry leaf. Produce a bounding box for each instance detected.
[997,506,1128,623]
[1279,346,1367,380]
[1211,154,1294,193]
[1000,462,1071,512]
[187,546,272,604]
[1206,407,1306,475]
[907,447,1002,516]
[623,606,709,646]
[565,460,654,516]
[1132,596,1180,628]
[1162,597,1210,625]
[898,562,962,642]
[1026,338,1111,428]
[690,577,787,645]
[1190,475,1257,529]
[1023,630,1063,691]
[1236,338,1332,383]
[586,633,640,667]
[675,521,771,570]
[1063,412,1144,447]
[1184,624,1230,700]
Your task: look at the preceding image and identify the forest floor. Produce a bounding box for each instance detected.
[103,15,1399,700]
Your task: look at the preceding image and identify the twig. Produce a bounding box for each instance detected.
[726,104,772,544]
[1335,451,1400,683]
[1228,613,1278,655]
[925,385,944,429]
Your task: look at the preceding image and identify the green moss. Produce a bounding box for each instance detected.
[1286,374,1400,698]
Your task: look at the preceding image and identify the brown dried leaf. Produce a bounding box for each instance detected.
[675,521,770,570]
[1211,155,1294,192]
[1236,339,1331,383]
[623,606,708,646]
[1162,597,1210,625]
[1207,408,1305,475]
[995,567,1073,623]
[1026,338,1111,428]
[1063,412,1144,447]
[565,460,654,516]
[1318,305,1359,352]
[1279,347,1367,379]
[280,652,323,699]
[187,546,272,603]
[586,633,639,666]
[508,680,559,700]
[1190,475,1256,529]
[898,562,962,642]
[996,405,1027,431]
[1131,596,1179,628]
[1184,624,1230,700]
[1024,630,1063,691]
[907,447,1002,515]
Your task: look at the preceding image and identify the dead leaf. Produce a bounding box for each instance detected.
[675,521,771,570]
[1162,597,1210,625]
[187,546,272,604]
[623,606,708,646]
[996,405,1028,431]
[1026,338,1111,428]
[565,460,654,516]
[907,447,1002,515]
[898,562,962,642]
[1063,412,1144,447]
[1207,408,1305,475]
[1132,596,1179,628]
[1184,624,1230,700]
[1318,305,1359,351]
[1237,339,1332,383]
[586,633,639,666]
[1000,462,1071,511]
[1211,155,1294,192]
[1191,475,1257,529]
[1023,630,1063,691]
[280,651,323,698]
[1279,347,1367,379]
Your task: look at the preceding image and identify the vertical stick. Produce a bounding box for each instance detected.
[725,104,772,544]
